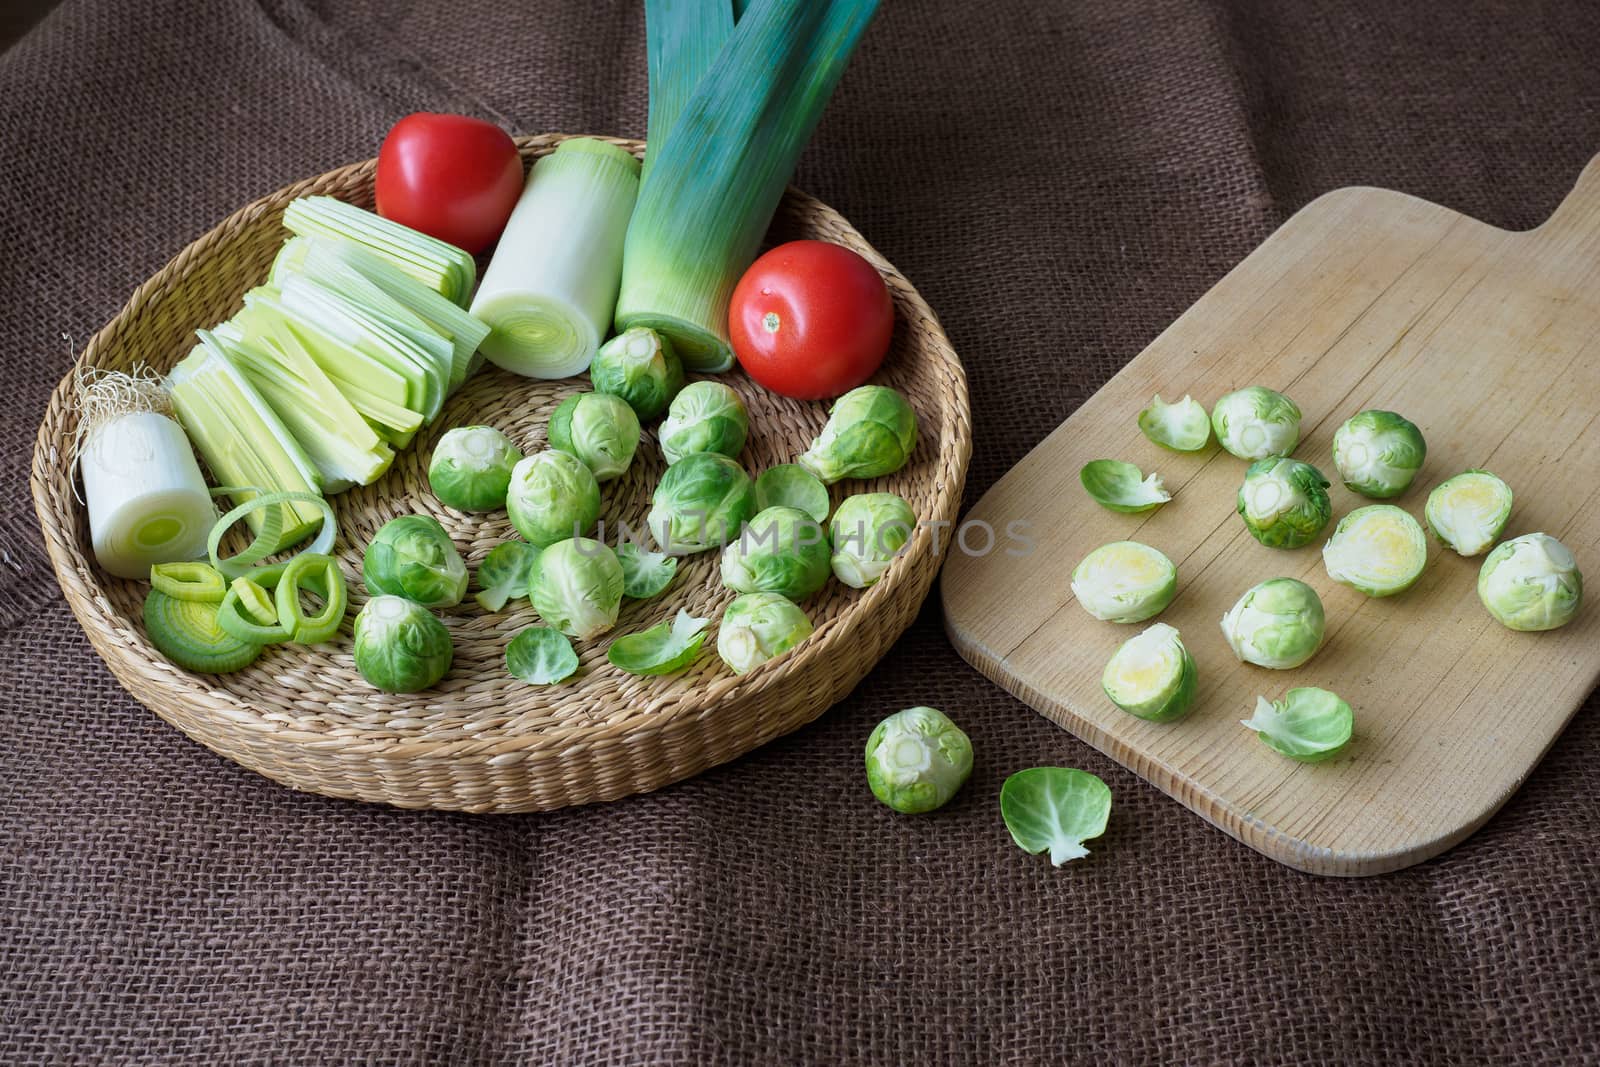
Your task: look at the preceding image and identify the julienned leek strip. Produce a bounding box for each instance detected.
[616,0,881,372]
[643,0,734,186]
[470,138,641,379]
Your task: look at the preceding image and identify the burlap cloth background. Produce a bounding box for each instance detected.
[3,1,1598,1063]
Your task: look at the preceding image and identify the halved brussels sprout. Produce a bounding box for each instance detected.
[797,385,918,485]
[659,380,749,465]
[1219,577,1324,669]
[1241,687,1353,763]
[1079,459,1171,514]
[1331,410,1426,499]
[616,541,677,599]
[362,514,468,608]
[1237,457,1332,549]
[1322,504,1428,597]
[1477,532,1583,632]
[506,450,602,548]
[607,610,709,676]
[999,767,1112,866]
[754,463,830,523]
[352,595,453,693]
[720,505,831,601]
[716,592,813,674]
[1137,394,1210,452]
[505,625,580,684]
[547,392,641,482]
[1101,622,1197,722]
[474,541,539,612]
[1211,386,1301,460]
[589,326,684,421]
[864,706,973,814]
[1070,541,1177,624]
[428,425,523,512]
[1426,470,1512,557]
[647,452,756,555]
[527,537,624,640]
[829,491,916,589]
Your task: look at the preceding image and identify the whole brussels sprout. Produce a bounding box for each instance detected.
[829,492,916,588]
[1332,410,1426,499]
[659,380,749,465]
[547,392,641,481]
[797,385,918,484]
[352,594,453,693]
[864,706,973,814]
[589,326,684,421]
[527,537,625,640]
[647,452,756,555]
[1211,386,1301,460]
[720,505,831,601]
[1237,457,1332,549]
[506,450,602,548]
[1477,532,1583,631]
[428,425,522,511]
[362,514,468,608]
[716,592,814,674]
[1220,577,1325,669]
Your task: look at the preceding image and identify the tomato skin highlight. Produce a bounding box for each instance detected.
[375,112,524,255]
[729,240,893,400]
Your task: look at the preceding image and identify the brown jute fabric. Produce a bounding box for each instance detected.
[3,1,1598,1062]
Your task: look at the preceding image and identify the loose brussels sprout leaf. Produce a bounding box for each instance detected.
[659,380,749,465]
[1079,459,1171,514]
[1426,469,1512,557]
[720,505,831,601]
[506,450,602,548]
[428,425,523,512]
[362,514,468,608]
[864,706,973,814]
[1210,386,1301,460]
[1322,504,1428,597]
[1101,622,1197,722]
[474,541,540,612]
[1137,394,1210,452]
[716,592,813,674]
[754,463,830,523]
[829,491,916,589]
[999,767,1112,866]
[1219,577,1324,669]
[606,610,709,676]
[590,326,684,421]
[1236,457,1332,548]
[1070,541,1177,624]
[616,541,678,599]
[797,385,918,485]
[527,537,624,640]
[1241,687,1353,763]
[1477,532,1583,632]
[352,595,453,693]
[505,625,579,684]
[547,392,641,482]
[647,452,756,555]
[1332,410,1425,499]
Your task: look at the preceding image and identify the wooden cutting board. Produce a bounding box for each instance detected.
[942,156,1600,877]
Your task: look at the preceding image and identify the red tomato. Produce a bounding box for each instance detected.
[729,240,893,400]
[375,113,523,255]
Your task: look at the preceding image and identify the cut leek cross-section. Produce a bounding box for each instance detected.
[282,196,476,307]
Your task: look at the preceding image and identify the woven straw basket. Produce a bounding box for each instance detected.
[30,134,970,813]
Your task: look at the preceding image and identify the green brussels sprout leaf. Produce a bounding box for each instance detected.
[590,327,684,422]
[1426,469,1512,557]
[1101,622,1197,722]
[606,610,710,676]
[505,626,580,685]
[1070,541,1177,623]
[1237,457,1332,548]
[474,541,540,612]
[429,425,523,512]
[999,768,1113,866]
[1079,459,1172,514]
[547,392,641,481]
[864,707,973,814]
[1332,410,1426,499]
[754,463,831,523]
[528,538,624,640]
[716,592,814,674]
[659,380,750,465]
[352,595,453,693]
[720,505,832,601]
[1478,532,1583,632]
[617,541,678,599]
[1219,577,1325,669]
[797,385,918,485]
[1211,386,1302,460]
[829,491,916,589]
[362,514,469,608]
[1322,505,1428,597]
[1137,394,1210,452]
[1241,687,1353,762]
[507,450,602,548]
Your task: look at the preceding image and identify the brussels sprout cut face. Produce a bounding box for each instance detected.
[527,537,625,640]
[506,450,602,548]
[362,514,468,608]
[1210,386,1302,460]
[796,385,918,485]
[1079,459,1171,514]
[352,595,453,693]
[864,707,974,814]
[1070,541,1178,624]
[1237,457,1332,548]
[1477,532,1583,632]
[428,425,523,512]
[1331,410,1426,498]
[754,464,830,523]
[829,492,916,589]
[505,626,579,685]
[647,452,756,555]
[607,610,710,676]
[1137,394,1211,452]
[547,392,640,482]
[716,592,814,674]
[658,380,750,465]
[1426,470,1512,557]
[999,768,1112,866]
[1241,687,1353,763]
[589,326,684,422]
[616,541,678,599]
[1220,577,1325,669]
[1322,505,1428,597]
[1101,623,1197,722]
[720,505,831,601]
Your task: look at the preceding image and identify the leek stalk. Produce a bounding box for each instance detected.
[643,0,735,185]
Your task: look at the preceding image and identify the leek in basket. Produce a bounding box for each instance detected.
[642,0,734,185]
[282,196,476,307]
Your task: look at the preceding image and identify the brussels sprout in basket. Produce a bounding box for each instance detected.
[720,505,831,601]
[1241,687,1353,763]
[1211,386,1301,460]
[589,326,684,422]
[648,452,756,555]
[1477,532,1583,632]
[547,392,641,482]
[1220,577,1324,669]
[527,537,625,641]
[1101,622,1197,722]
[362,514,468,608]
[1070,541,1177,624]
[864,706,973,814]
[1079,459,1171,514]
[1332,410,1426,499]
[1426,470,1512,557]
[1237,457,1332,549]
[1322,504,1428,597]
[428,425,522,512]
[797,384,918,485]
[1138,394,1210,452]
[659,380,749,465]
[829,492,916,589]
[506,450,602,548]
[353,595,453,693]
[716,592,814,675]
